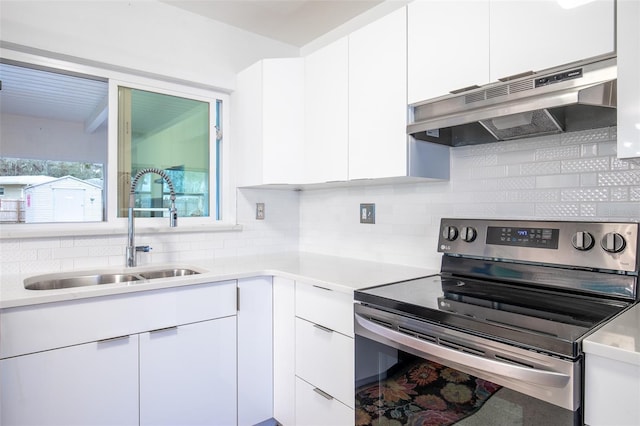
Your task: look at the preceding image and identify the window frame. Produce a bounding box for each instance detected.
[0,48,236,238]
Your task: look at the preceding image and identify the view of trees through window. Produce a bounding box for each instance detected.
[0,158,104,181]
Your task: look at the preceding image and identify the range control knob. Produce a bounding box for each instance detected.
[601,232,626,253]
[460,226,477,242]
[571,231,594,251]
[442,226,458,241]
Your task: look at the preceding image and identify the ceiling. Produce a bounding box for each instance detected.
[160,0,385,47]
[0,62,109,132]
[0,1,385,130]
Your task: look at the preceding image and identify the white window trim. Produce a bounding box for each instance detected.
[0,47,238,239]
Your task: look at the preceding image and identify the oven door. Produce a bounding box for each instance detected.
[354,304,582,426]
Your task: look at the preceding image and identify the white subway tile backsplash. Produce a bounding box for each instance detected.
[597,140,618,156]
[581,143,599,157]
[611,187,629,201]
[497,176,537,190]
[2,127,638,274]
[561,158,609,173]
[580,173,598,187]
[561,188,609,202]
[520,161,561,176]
[535,145,580,161]
[536,174,581,188]
[598,170,640,186]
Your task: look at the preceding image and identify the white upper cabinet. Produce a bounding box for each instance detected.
[489,0,615,81]
[408,0,615,104]
[617,0,640,159]
[348,7,409,180]
[304,37,349,183]
[234,58,305,187]
[408,0,490,104]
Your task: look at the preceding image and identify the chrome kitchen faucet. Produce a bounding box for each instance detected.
[126,168,178,267]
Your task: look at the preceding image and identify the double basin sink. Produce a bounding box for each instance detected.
[25,268,201,290]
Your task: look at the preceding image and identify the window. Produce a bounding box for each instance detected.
[0,61,108,224]
[117,86,219,220]
[0,56,228,228]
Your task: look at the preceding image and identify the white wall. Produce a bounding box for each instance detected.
[0,188,299,275]
[0,0,299,91]
[299,127,640,269]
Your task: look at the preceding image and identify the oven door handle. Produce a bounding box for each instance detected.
[355,313,570,388]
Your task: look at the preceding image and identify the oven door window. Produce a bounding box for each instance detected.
[355,335,578,426]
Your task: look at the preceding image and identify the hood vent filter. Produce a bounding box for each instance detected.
[479,110,563,140]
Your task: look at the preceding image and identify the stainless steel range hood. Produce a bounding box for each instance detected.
[408,56,616,146]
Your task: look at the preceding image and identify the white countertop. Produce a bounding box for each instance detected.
[583,302,640,366]
[0,252,439,309]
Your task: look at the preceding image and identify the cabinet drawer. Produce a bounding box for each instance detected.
[295,377,354,426]
[295,317,354,407]
[295,282,353,337]
[0,280,237,359]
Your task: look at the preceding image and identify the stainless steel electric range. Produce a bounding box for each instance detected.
[354,219,639,425]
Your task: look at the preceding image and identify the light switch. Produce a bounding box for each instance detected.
[360,203,375,224]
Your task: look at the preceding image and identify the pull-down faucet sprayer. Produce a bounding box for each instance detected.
[126,168,178,267]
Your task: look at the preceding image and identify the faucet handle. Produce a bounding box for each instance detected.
[135,245,152,253]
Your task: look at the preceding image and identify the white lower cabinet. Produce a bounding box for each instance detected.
[293,281,355,425]
[295,317,354,406]
[0,280,238,426]
[273,277,296,425]
[295,377,354,426]
[139,318,237,426]
[1,335,139,426]
[237,276,274,425]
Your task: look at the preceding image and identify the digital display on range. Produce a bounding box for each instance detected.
[486,226,559,249]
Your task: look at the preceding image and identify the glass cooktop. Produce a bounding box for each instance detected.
[355,274,631,358]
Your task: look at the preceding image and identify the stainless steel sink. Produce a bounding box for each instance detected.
[24,267,202,290]
[24,273,142,290]
[138,268,200,279]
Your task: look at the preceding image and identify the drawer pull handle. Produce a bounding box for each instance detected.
[97,335,130,344]
[313,387,334,401]
[150,326,178,334]
[312,285,332,292]
[313,324,333,333]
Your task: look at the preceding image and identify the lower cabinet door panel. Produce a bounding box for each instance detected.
[139,317,237,426]
[295,377,354,426]
[0,336,139,426]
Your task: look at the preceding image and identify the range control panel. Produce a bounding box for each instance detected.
[437,219,639,273]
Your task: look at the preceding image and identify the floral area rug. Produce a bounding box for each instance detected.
[355,358,502,426]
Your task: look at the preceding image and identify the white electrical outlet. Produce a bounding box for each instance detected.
[256,203,265,220]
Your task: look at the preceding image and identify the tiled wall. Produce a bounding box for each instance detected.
[2,127,639,276]
[299,127,640,269]
[0,189,299,276]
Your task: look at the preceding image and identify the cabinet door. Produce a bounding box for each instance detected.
[234,58,305,187]
[348,7,408,180]
[408,0,490,104]
[1,336,138,426]
[617,0,640,159]
[273,277,296,425]
[139,318,237,426]
[304,37,349,184]
[489,0,615,81]
[262,59,305,185]
[237,276,273,425]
